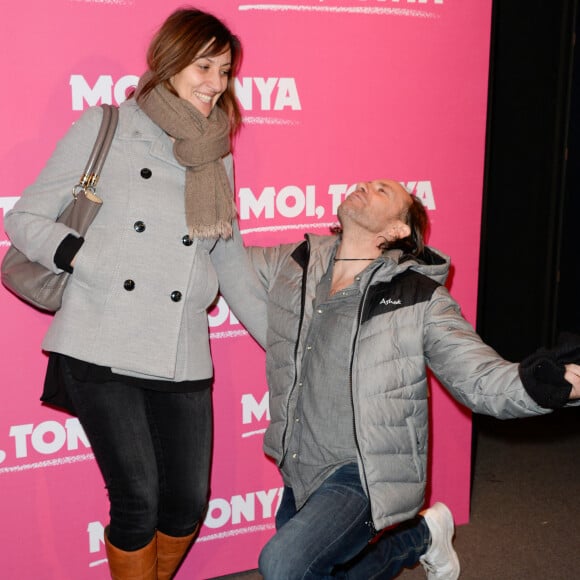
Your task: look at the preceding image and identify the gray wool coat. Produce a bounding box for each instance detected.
[5,99,267,380]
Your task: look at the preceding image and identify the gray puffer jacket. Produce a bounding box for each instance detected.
[249,233,549,531]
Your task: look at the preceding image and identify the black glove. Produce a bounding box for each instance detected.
[518,332,580,409]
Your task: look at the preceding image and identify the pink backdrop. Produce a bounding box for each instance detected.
[0,1,492,578]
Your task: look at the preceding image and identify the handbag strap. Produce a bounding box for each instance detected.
[76,104,119,194]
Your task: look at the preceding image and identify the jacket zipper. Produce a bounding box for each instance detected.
[349,266,381,523]
[279,238,311,468]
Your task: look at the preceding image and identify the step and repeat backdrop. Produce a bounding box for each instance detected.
[0,1,492,578]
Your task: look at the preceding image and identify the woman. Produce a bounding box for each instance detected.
[4,7,265,579]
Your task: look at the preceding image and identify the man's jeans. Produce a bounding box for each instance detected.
[259,463,430,579]
[62,357,213,551]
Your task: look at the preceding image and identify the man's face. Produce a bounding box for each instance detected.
[338,180,412,238]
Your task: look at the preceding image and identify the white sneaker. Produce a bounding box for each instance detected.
[419,502,460,580]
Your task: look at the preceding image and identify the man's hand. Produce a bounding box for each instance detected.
[564,363,580,398]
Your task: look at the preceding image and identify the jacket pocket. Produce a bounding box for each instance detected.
[406,417,425,482]
[69,229,105,290]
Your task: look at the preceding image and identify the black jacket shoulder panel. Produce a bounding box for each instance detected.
[291,240,310,269]
[361,269,441,324]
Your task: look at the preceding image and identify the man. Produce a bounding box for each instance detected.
[246,179,580,579]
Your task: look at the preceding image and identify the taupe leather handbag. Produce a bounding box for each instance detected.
[1,104,118,312]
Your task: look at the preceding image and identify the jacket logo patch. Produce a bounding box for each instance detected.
[379,298,402,307]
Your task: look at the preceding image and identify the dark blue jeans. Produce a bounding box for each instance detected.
[62,358,213,551]
[259,463,430,579]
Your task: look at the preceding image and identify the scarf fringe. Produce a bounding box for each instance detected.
[189,221,234,240]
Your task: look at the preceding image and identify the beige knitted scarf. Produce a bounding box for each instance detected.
[135,72,236,239]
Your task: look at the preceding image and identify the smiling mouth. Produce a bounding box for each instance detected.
[194,92,213,104]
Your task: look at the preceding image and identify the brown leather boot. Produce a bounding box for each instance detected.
[156,527,198,580]
[105,531,157,580]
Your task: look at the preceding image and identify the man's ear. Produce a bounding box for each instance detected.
[384,220,411,242]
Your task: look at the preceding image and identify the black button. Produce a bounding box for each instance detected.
[182,234,193,246]
[124,280,135,291]
[134,221,146,233]
[170,291,182,302]
[140,168,152,179]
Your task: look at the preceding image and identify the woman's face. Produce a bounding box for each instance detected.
[170,45,232,117]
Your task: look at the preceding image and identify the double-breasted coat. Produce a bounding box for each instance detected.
[5,99,266,381]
